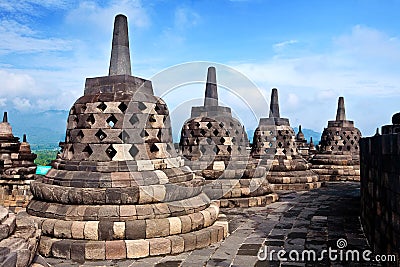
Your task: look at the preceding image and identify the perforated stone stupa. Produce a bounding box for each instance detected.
[180,67,277,207]
[310,97,361,181]
[26,14,227,261]
[251,89,320,190]
[0,112,37,212]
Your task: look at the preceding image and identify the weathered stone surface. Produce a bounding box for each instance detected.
[310,97,361,181]
[126,239,149,258]
[25,14,225,262]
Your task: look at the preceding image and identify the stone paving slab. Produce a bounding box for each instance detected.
[41,182,392,266]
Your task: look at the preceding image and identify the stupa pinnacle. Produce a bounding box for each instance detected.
[108,14,131,76]
[335,96,346,121]
[269,88,280,118]
[204,66,218,107]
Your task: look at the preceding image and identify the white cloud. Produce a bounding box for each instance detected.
[273,40,298,51]
[0,70,36,95]
[231,25,400,135]
[65,0,150,32]
[0,19,72,54]
[174,7,201,30]
[12,97,32,111]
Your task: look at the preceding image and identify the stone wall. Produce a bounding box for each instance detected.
[360,133,400,259]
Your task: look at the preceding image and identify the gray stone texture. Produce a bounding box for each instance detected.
[310,97,361,181]
[251,88,320,190]
[26,14,225,261]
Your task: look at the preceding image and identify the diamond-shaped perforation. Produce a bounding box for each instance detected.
[213,129,219,136]
[76,130,84,142]
[106,115,118,128]
[166,143,172,151]
[86,114,95,127]
[157,130,162,140]
[138,102,147,111]
[97,102,107,112]
[95,129,107,141]
[220,137,225,144]
[118,102,128,113]
[129,145,139,157]
[106,145,117,159]
[206,138,212,145]
[119,130,130,143]
[213,146,220,154]
[200,146,206,154]
[227,146,232,153]
[206,122,212,129]
[149,114,157,122]
[219,122,224,128]
[150,143,159,153]
[140,130,149,138]
[200,129,207,136]
[82,145,93,156]
[129,114,139,126]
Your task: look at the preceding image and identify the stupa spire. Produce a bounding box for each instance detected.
[3,112,7,123]
[204,66,218,107]
[108,14,131,76]
[336,97,346,121]
[23,134,27,142]
[269,88,280,118]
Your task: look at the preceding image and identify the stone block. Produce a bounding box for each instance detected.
[167,235,185,254]
[182,233,197,252]
[70,240,86,263]
[180,215,192,233]
[106,240,126,259]
[38,237,54,257]
[71,221,85,239]
[113,222,125,239]
[126,239,149,259]
[146,218,169,238]
[52,240,71,259]
[53,220,73,239]
[149,238,171,256]
[84,221,99,240]
[196,229,211,249]
[119,205,136,218]
[125,220,146,239]
[85,241,105,260]
[168,217,182,235]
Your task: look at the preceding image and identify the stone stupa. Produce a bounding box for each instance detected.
[180,67,277,207]
[26,14,227,261]
[0,112,37,212]
[251,88,320,190]
[310,97,361,181]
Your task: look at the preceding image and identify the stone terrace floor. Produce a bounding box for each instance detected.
[43,182,391,267]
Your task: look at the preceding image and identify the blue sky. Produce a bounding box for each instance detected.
[0,0,400,138]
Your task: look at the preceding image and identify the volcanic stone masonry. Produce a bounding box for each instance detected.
[179,67,277,208]
[310,97,361,181]
[360,112,400,261]
[0,112,37,213]
[251,88,320,190]
[26,14,228,261]
[0,206,41,267]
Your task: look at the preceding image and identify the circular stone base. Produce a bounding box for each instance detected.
[218,193,279,208]
[36,215,228,261]
[271,182,323,191]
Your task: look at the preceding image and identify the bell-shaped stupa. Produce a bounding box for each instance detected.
[180,67,277,207]
[27,14,227,261]
[251,89,320,190]
[310,97,361,181]
[0,112,37,212]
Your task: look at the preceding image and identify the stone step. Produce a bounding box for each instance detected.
[38,217,228,261]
